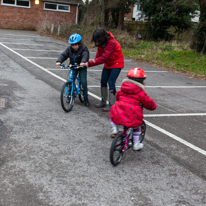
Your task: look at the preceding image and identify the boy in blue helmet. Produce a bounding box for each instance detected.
[56,33,90,106]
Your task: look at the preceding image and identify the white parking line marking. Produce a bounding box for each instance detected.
[144,113,206,117]
[47,69,67,71]
[1,34,39,37]
[146,86,206,88]
[25,57,141,62]
[11,49,63,52]
[2,42,42,46]
[0,43,65,82]
[0,38,29,40]
[145,120,206,156]
[27,57,57,59]
[46,68,167,73]
[88,70,167,72]
[88,85,206,88]
[1,42,206,157]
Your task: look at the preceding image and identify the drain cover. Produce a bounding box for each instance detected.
[0,98,6,108]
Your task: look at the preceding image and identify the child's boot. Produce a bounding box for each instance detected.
[133,141,143,151]
[111,125,118,138]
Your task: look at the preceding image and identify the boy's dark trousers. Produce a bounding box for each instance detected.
[73,67,88,99]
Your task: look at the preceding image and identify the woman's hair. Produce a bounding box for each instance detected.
[91,28,110,47]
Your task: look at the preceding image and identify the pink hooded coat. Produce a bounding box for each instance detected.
[110,79,156,128]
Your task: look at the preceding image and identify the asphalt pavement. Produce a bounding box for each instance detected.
[0,29,206,206]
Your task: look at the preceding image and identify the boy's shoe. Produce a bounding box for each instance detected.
[111,125,118,138]
[133,142,143,151]
[84,98,90,106]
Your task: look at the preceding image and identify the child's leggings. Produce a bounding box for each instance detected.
[133,127,141,143]
[110,119,141,142]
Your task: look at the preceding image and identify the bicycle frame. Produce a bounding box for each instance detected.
[122,127,133,152]
[65,68,81,98]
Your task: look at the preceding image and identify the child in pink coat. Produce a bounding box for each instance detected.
[110,67,157,150]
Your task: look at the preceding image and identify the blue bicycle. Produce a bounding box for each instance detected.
[60,64,84,112]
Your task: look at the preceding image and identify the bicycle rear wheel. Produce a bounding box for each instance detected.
[78,83,84,103]
[60,82,74,112]
[110,133,124,166]
[139,121,146,143]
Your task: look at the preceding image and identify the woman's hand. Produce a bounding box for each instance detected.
[80,62,88,67]
[56,62,61,66]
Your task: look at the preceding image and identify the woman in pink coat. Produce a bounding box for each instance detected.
[110,67,156,150]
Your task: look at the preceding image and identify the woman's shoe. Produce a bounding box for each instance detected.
[95,99,106,108]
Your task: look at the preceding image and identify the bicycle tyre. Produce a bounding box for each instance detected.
[60,82,74,112]
[139,120,146,143]
[110,133,125,166]
[78,83,84,103]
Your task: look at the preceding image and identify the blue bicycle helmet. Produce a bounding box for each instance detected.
[68,33,82,44]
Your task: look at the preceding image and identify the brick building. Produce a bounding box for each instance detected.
[0,0,82,30]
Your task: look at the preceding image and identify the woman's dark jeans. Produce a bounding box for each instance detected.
[100,67,122,90]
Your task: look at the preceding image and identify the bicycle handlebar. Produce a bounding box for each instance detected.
[60,64,84,70]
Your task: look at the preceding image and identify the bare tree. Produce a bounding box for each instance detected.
[117,0,125,30]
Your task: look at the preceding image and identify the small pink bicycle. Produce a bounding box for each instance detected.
[110,121,146,166]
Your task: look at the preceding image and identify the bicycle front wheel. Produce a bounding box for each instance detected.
[139,121,146,143]
[110,133,124,166]
[60,82,74,112]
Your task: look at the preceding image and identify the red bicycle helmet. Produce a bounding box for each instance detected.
[127,67,146,82]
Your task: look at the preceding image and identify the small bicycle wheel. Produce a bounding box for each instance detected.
[78,83,84,103]
[139,121,146,143]
[60,82,74,112]
[110,133,125,166]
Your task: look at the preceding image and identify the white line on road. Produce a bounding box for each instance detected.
[1,42,42,46]
[0,38,30,40]
[1,34,39,37]
[0,43,100,100]
[146,86,206,88]
[87,70,167,73]
[25,57,133,62]
[1,42,206,157]
[46,68,168,73]
[47,69,67,71]
[144,120,206,156]
[88,85,206,89]
[144,113,206,117]
[27,57,57,59]
[11,49,63,52]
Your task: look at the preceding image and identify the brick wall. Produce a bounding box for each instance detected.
[124,5,133,20]
[0,1,78,30]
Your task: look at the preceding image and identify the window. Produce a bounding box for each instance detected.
[58,5,69,11]
[2,0,30,7]
[45,3,56,10]
[44,2,70,12]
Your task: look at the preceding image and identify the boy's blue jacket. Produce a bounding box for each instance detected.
[57,42,89,65]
